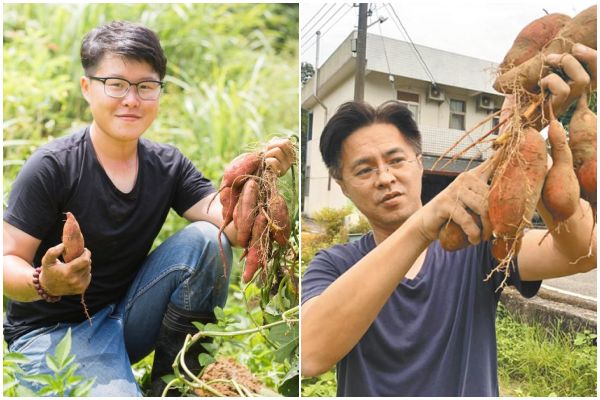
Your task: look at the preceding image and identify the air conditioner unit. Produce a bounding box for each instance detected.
[427,85,445,102]
[478,94,495,110]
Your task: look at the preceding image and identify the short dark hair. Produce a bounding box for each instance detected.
[319,100,422,179]
[80,21,167,79]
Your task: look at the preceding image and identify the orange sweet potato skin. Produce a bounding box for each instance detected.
[268,194,291,246]
[542,119,580,221]
[62,212,84,262]
[243,213,268,283]
[235,178,259,248]
[494,5,597,94]
[489,128,547,259]
[439,210,481,252]
[221,152,261,188]
[569,96,597,205]
[499,13,571,74]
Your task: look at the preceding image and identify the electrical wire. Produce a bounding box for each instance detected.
[301,3,337,38]
[300,4,327,34]
[385,3,438,86]
[301,4,352,60]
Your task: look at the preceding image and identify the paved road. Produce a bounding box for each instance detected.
[544,269,596,299]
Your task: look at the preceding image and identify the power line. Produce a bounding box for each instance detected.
[385,3,438,86]
[301,4,352,59]
[301,3,337,38]
[374,6,395,96]
[300,4,326,34]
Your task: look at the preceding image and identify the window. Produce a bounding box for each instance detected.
[491,112,501,135]
[307,112,314,141]
[449,99,466,130]
[397,91,419,121]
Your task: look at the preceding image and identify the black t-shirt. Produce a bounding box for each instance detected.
[4,127,215,344]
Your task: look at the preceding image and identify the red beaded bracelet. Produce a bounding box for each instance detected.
[32,267,61,303]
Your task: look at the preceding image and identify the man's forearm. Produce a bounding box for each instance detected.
[301,210,431,377]
[3,255,41,302]
[541,199,596,267]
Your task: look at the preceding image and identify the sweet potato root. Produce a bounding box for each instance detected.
[268,193,291,246]
[243,213,268,283]
[235,178,259,248]
[494,5,597,94]
[569,95,597,206]
[499,13,571,74]
[489,127,547,260]
[542,108,580,221]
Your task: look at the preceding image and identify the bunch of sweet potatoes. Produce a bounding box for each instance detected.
[216,152,291,283]
[440,6,596,261]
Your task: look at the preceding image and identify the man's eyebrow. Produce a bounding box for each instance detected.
[100,74,160,81]
[349,147,407,169]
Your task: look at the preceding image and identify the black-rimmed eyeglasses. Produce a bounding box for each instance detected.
[87,76,164,101]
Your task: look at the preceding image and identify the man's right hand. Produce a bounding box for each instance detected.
[40,243,92,296]
[418,155,498,246]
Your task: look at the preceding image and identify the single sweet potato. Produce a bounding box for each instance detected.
[243,212,268,283]
[235,178,259,248]
[494,5,597,94]
[268,193,291,246]
[62,212,84,262]
[489,127,547,260]
[221,152,261,188]
[62,212,91,324]
[439,209,481,252]
[499,13,571,74]
[542,112,580,221]
[569,95,597,205]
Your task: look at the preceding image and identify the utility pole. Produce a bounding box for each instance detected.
[354,3,368,101]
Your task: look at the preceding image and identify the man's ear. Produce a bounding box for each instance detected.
[335,177,349,197]
[80,76,91,104]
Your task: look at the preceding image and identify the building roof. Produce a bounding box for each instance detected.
[302,31,501,106]
[366,32,500,94]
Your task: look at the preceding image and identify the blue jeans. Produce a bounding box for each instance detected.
[8,221,232,396]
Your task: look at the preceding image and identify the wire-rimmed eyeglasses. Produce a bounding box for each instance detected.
[87,76,164,101]
[351,156,421,181]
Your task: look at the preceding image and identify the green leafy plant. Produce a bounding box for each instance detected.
[3,329,95,397]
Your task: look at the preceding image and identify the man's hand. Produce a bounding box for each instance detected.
[542,43,597,117]
[39,243,92,296]
[263,137,296,177]
[419,155,497,246]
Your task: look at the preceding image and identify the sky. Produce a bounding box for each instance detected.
[300,1,596,67]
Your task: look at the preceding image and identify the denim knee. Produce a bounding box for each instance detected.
[176,221,232,311]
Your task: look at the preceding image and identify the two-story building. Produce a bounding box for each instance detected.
[302,31,504,216]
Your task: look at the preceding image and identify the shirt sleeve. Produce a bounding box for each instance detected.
[301,248,344,305]
[172,153,216,216]
[481,241,541,300]
[4,150,65,239]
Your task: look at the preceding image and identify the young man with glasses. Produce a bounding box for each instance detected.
[301,44,596,396]
[3,21,294,396]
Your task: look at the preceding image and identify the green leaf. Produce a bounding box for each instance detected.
[279,360,299,396]
[22,373,54,385]
[54,328,72,367]
[214,306,226,321]
[200,342,218,353]
[45,354,59,373]
[3,352,30,364]
[70,377,95,397]
[192,321,205,331]
[273,339,297,363]
[198,353,215,367]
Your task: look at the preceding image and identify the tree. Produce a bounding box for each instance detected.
[301,62,315,86]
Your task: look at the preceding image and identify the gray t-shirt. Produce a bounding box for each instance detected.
[302,232,540,396]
